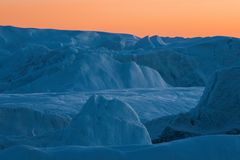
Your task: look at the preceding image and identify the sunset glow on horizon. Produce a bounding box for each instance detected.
[1,0,240,37]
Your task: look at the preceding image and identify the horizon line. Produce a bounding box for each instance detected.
[0,25,238,39]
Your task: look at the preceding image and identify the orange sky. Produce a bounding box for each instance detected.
[0,0,240,37]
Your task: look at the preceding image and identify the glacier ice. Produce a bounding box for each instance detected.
[0,87,202,139]
[116,36,240,87]
[0,26,240,159]
[1,26,240,87]
[115,50,205,87]
[0,95,152,147]
[0,107,70,137]
[0,26,139,51]
[62,95,152,145]
[134,36,167,49]
[0,48,167,93]
[146,67,240,142]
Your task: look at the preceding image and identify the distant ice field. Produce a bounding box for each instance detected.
[0,87,203,122]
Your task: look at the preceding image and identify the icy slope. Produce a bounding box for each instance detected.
[0,87,202,148]
[116,36,240,87]
[62,95,151,145]
[190,67,240,130]
[0,135,239,160]
[146,67,240,142]
[0,95,151,147]
[115,50,205,87]
[0,88,202,147]
[2,26,240,87]
[0,48,167,93]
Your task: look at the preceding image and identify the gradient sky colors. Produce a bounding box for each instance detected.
[1,0,240,37]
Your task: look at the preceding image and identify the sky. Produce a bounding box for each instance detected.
[0,0,240,37]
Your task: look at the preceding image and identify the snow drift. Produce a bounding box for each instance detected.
[0,135,239,160]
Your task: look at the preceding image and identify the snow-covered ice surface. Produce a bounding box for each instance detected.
[1,26,240,159]
[0,88,202,120]
[0,48,167,93]
[60,95,152,146]
[115,36,240,87]
[146,67,240,143]
[0,87,203,151]
[0,87,203,138]
[0,135,240,160]
[0,95,151,147]
[115,50,205,87]
[2,26,240,88]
